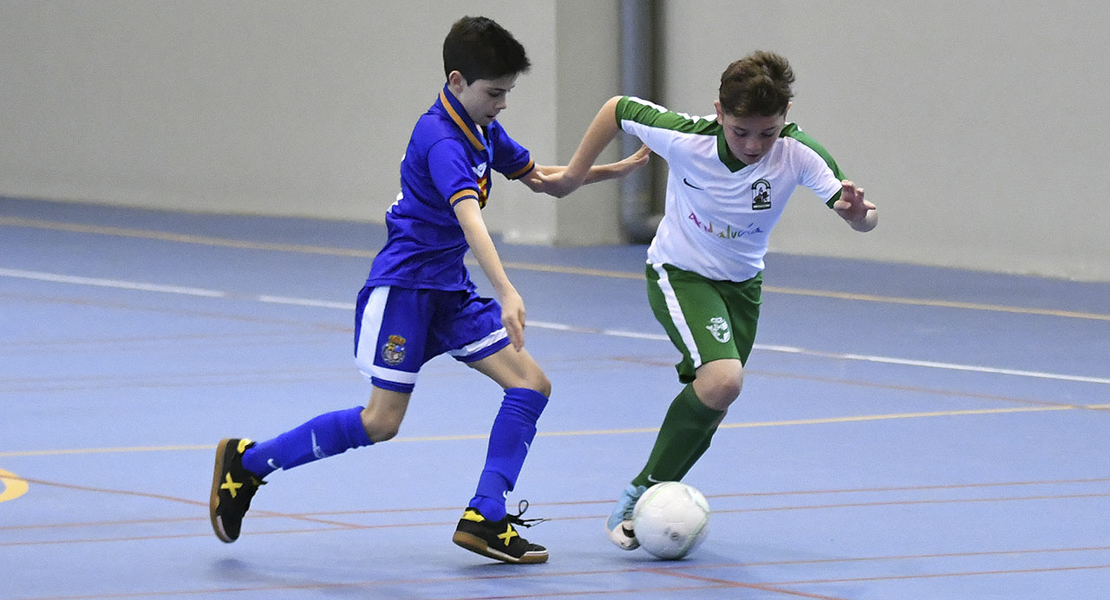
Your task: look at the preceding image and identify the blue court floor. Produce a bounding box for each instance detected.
[2,196,1108,599]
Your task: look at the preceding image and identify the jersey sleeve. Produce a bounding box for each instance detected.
[782,124,846,207]
[487,123,534,180]
[426,138,481,206]
[615,96,719,163]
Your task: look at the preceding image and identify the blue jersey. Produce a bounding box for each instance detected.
[366,85,535,291]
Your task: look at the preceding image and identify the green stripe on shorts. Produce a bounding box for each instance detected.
[646,263,762,383]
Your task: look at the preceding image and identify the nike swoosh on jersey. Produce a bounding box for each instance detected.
[682,177,704,190]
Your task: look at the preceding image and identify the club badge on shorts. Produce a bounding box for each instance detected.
[706,316,731,343]
[381,334,407,366]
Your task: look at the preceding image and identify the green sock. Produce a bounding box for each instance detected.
[631,384,724,488]
[672,420,721,481]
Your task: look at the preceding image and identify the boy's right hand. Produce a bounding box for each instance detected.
[499,289,527,350]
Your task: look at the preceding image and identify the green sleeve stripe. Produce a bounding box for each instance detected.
[781,123,846,208]
[616,96,719,135]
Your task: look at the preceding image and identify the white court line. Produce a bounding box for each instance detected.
[529,321,1110,385]
[257,295,351,310]
[4,268,1108,385]
[0,268,226,297]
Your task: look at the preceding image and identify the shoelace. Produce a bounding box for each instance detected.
[506,499,548,528]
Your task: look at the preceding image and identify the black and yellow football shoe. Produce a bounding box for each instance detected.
[209,438,265,543]
[452,503,548,564]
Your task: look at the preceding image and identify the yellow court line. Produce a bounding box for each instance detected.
[2,403,1103,459]
[716,405,1082,430]
[0,468,30,503]
[4,215,1108,322]
[0,445,213,458]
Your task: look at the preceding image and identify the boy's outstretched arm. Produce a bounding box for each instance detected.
[453,197,527,350]
[833,180,878,232]
[519,96,646,198]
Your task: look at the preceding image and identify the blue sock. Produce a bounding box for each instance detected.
[241,406,372,478]
[469,388,548,521]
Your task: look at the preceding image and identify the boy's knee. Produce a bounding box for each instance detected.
[533,372,552,398]
[512,364,551,397]
[693,360,744,410]
[361,407,402,443]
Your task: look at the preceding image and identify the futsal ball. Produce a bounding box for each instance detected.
[632,481,710,559]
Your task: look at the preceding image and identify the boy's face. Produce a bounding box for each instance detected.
[448,71,519,127]
[715,101,791,164]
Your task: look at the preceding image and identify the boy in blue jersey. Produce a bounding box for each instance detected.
[208,16,648,564]
[546,51,878,550]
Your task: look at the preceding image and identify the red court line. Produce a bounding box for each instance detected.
[0,477,377,534]
[5,489,1107,548]
[17,553,1110,600]
[773,563,1110,586]
[2,561,849,600]
[6,476,1109,596]
[644,567,852,600]
[699,544,1110,571]
[704,477,1110,500]
[709,492,1110,515]
[6,476,1107,536]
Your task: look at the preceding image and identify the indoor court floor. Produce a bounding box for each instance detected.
[2,196,1108,599]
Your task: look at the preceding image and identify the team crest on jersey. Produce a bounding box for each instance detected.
[476,172,490,208]
[381,334,407,366]
[706,316,731,343]
[751,179,772,210]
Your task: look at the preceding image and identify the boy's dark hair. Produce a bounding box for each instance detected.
[443,16,531,82]
[718,51,795,117]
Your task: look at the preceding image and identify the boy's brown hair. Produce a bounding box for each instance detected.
[718,51,795,117]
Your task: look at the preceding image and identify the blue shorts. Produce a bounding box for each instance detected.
[353,285,510,393]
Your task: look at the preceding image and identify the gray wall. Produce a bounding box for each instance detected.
[2,1,1108,281]
[660,1,1110,282]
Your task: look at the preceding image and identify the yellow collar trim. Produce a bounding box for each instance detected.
[440,90,485,152]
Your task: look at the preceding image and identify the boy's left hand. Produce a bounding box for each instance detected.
[833,180,877,231]
[619,144,652,173]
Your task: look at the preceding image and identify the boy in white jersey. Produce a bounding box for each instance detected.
[548,50,878,550]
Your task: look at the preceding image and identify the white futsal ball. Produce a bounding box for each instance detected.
[632,481,710,559]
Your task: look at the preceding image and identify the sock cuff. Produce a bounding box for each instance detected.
[678,384,725,423]
[503,387,549,420]
[342,406,373,447]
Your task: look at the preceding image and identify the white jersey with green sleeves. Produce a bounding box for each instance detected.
[616,95,846,282]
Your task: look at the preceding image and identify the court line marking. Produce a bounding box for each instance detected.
[528,320,1110,385]
[6,479,1106,535]
[5,483,1107,541]
[0,268,226,297]
[5,477,1103,530]
[3,215,1109,322]
[3,493,1107,600]
[3,221,1102,597]
[0,468,29,503]
[2,537,1104,600]
[1,398,1107,460]
[1,267,1106,385]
